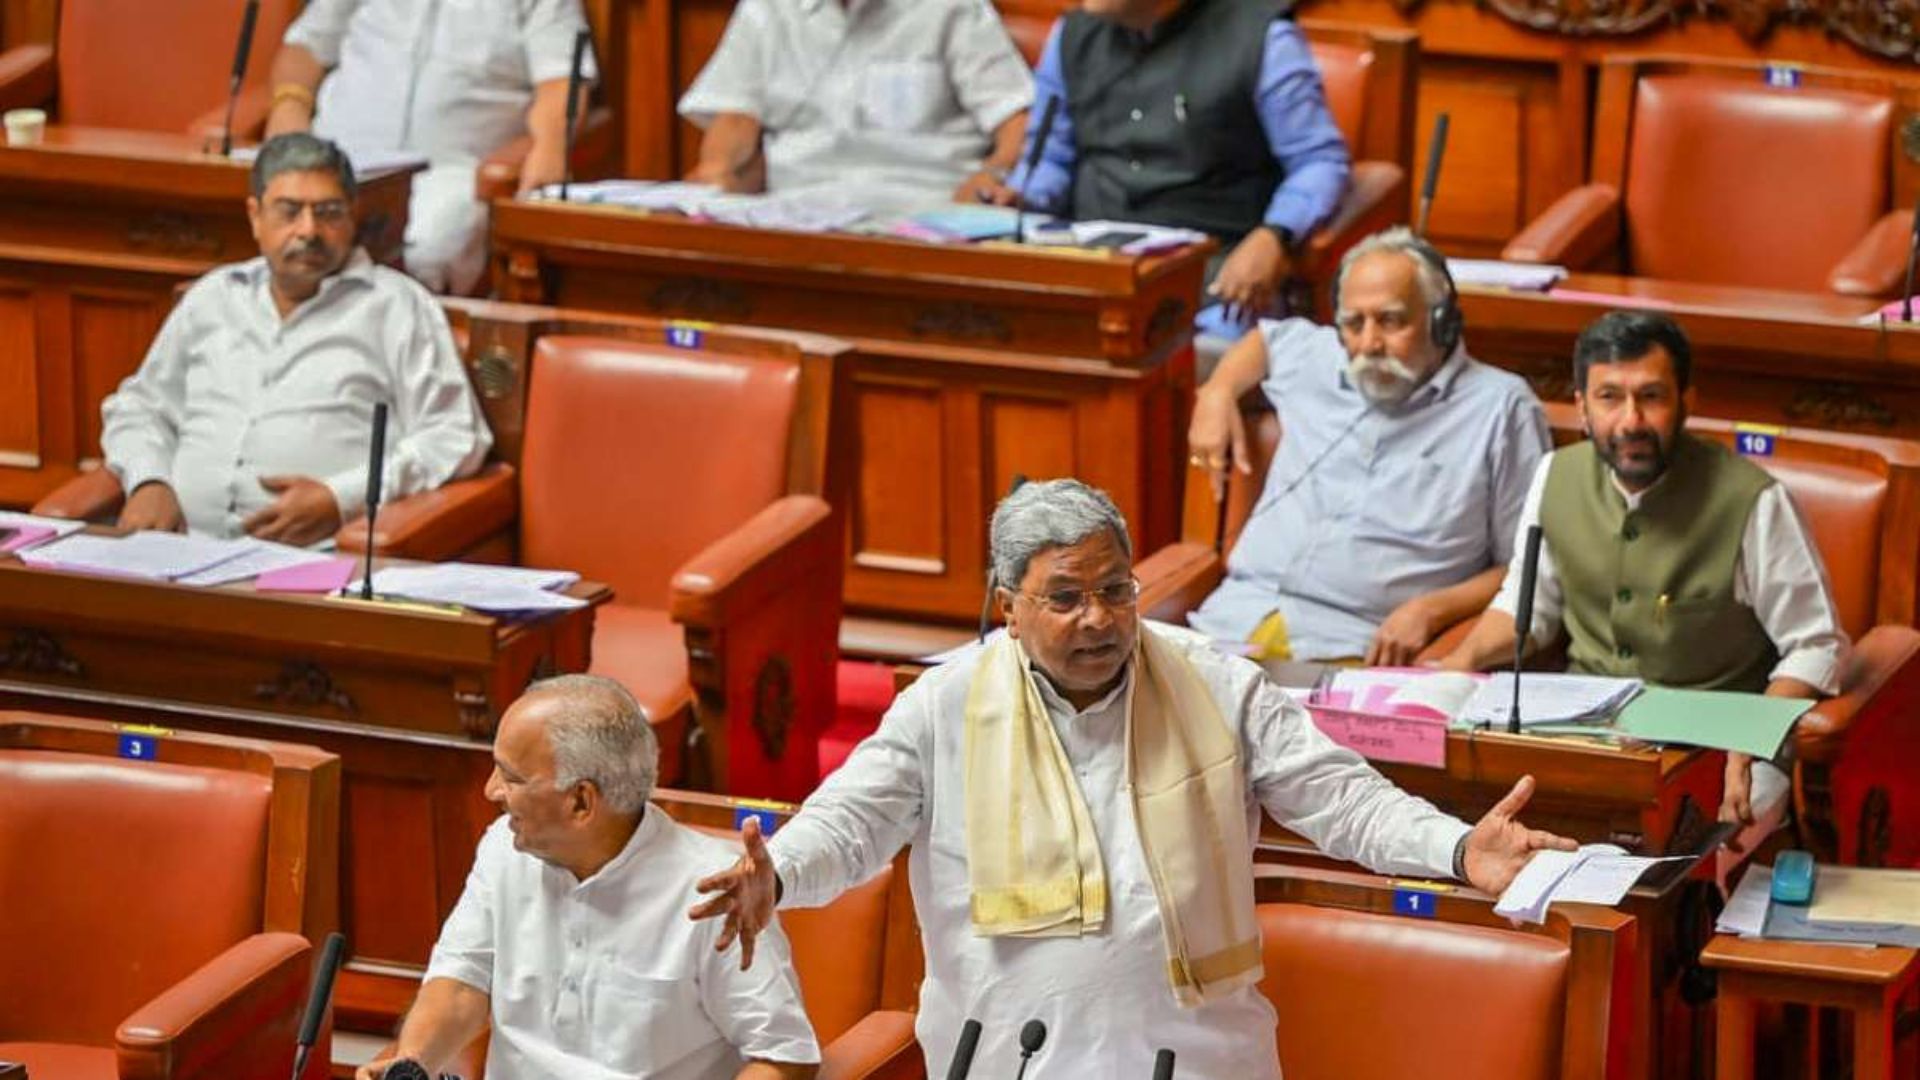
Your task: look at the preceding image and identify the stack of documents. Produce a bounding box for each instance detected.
[1446,258,1569,291]
[525,181,870,232]
[357,563,585,614]
[21,531,254,582]
[1494,843,1685,923]
[1456,673,1643,730]
[0,510,86,553]
[1718,862,1920,947]
[175,538,338,586]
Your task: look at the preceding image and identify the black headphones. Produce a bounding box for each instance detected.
[1329,234,1463,357]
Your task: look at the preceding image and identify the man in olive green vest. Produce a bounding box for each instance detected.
[1441,311,1849,835]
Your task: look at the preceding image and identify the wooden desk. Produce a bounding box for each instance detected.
[0,558,605,1023]
[1458,273,1920,437]
[490,200,1211,639]
[0,126,416,508]
[1703,934,1920,1080]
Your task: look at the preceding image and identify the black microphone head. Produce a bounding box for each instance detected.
[383,1061,431,1080]
[1153,1048,1176,1080]
[232,0,262,81]
[295,931,347,1048]
[944,1018,983,1080]
[1019,1019,1047,1055]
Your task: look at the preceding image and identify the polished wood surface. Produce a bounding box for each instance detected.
[491,200,1208,632]
[0,555,606,1024]
[1702,933,1920,1080]
[0,125,416,509]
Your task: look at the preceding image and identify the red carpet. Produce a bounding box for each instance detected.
[822,661,897,779]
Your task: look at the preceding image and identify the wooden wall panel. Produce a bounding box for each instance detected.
[850,375,948,577]
[1414,67,1530,252]
[69,290,167,466]
[343,776,445,967]
[981,389,1077,507]
[0,284,37,468]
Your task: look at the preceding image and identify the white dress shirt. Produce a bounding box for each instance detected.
[766,625,1468,1079]
[678,0,1033,209]
[1491,452,1851,694]
[428,809,821,1080]
[100,250,490,538]
[284,0,598,291]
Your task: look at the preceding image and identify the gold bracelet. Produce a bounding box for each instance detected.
[271,83,316,111]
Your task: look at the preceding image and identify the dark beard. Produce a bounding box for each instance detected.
[1597,430,1670,486]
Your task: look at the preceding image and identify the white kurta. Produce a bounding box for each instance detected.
[99,250,490,538]
[428,809,821,1080]
[285,0,598,292]
[764,625,1469,1079]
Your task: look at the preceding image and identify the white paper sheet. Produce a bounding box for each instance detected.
[1456,673,1642,729]
[1717,864,1773,937]
[1447,258,1569,291]
[1494,843,1683,924]
[175,539,335,586]
[0,510,87,551]
[22,531,250,581]
[356,563,585,613]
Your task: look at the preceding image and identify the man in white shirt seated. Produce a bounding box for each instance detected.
[691,479,1574,1077]
[100,133,490,546]
[265,0,597,293]
[1441,311,1851,837]
[678,0,1033,210]
[359,675,821,1080]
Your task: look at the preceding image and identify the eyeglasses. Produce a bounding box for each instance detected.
[264,198,351,226]
[1020,577,1142,616]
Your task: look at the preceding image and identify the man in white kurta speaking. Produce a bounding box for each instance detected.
[359,675,821,1080]
[265,0,597,293]
[691,479,1577,1077]
[100,133,490,545]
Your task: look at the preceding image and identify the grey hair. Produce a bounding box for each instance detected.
[1333,226,1450,314]
[988,478,1132,590]
[250,132,358,199]
[525,674,658,814]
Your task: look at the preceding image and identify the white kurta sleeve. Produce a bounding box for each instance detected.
[423,823,503,994]
[320,286,490,518]
[281,0,363,67]
[767,679,929,909]
[1742,484,1851,695]
[945,0,1034,137]
[521,0,599,85]
[1242,673,1469,878]
[677,0,772,126]
[696,914,822,1065]
[100,292,201,498]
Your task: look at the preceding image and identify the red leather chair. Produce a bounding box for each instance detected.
[0,0,297,140]
[1255,864,1634,1080]
[1503,56,1914,298]
[0,711,341,1080]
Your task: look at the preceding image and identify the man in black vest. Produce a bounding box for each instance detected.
[996,0,1351,356]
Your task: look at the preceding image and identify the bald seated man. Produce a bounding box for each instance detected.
[360,675,819,1080]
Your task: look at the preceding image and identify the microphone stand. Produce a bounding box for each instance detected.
[347,402,388,600]
[1508,524,1543,735]
[1012,96,1060,244]
[1415,112,1450,239]
[559,28,592,202]
[220,0,262,157]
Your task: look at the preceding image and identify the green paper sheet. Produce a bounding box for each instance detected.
[1613,686,1811,758]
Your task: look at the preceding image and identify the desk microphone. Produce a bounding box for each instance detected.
[1013,96,1061,244]
[1415,112,1450,238]
[559,27,592,202]
[220,0,262,156]
[289,931,346,1080]
[943,1018,984,1080]
[354,402,389,601]
[1152,1049,1177,1080]
[1901,190,1920,323]
[1013,1019,1047,1080]
[1508,523,1543,735]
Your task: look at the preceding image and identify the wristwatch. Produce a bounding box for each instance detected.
[1259,223,1298,252]
[1451,834,1471,883]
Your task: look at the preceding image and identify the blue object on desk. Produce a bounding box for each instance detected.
[1770,850,1817,906]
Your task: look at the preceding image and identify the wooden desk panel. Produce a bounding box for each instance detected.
[0,126,414,508]
[491,201,1208,629]
[1704,933,1920,1080]
[0,559,604,1011]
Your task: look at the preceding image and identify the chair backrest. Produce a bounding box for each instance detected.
[1307,39,1371,154]
[517,336,808,605]
[1600,61,1895,292]
[0,712,337,1045]
[55,0,297,132]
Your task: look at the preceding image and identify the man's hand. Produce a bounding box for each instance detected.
[1461,775,1578,895]
[1208,227,1291,323]
[1366,596,1443,667]
[690,815,778,970]
[953,170,1019,206]
[118,480,186,533]
[518,142,567,195]
[243,476,342,546]
[1719,752,1756,851]
[1187,384,1251,502]
[264,101,313,139]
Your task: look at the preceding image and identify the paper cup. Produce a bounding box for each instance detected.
[3,108,45,147]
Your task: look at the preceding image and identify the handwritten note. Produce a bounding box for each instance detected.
[1307,707,1447,768]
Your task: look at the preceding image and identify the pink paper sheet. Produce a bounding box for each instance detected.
[255,556,357,593]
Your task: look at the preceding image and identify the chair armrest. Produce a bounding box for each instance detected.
[1296,160,1408,274]
[32,467,126,523]
[476,105,616,202]
[819,1009,924,1080]
[670,495,836,628]
[1136,541,1224,625]
[1502,184,1622,269]
[186,84,274,146]
[335,463,518,561]
[1828,209,1913,298]
[1794,624,1920,765]
[116,932,312,1080]
[0,43,54,114]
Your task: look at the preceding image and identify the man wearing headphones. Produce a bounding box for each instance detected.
[1185,227,1550,665]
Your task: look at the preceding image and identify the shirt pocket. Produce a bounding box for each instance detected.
[861,59,953,132]
[589,960,710,1069]
[433,0,518,71]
